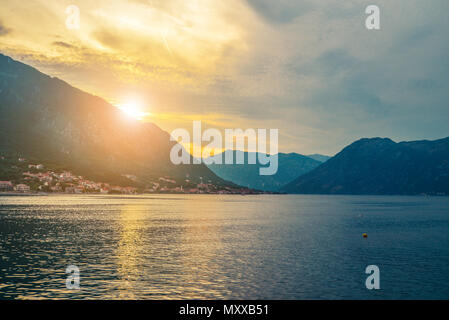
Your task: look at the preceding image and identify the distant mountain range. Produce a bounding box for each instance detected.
[282,137,449,195]
[2,54,448,196]
[206,151,326,191]
[0,53,228,187]
[306,154,331,163]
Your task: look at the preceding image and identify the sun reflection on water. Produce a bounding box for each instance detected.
[115,204,147,299]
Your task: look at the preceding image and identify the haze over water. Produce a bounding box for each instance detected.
[1,194,448,299]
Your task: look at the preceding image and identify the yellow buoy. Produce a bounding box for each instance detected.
[363,233,368,238]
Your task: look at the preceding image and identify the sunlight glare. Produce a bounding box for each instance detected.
[118,99,151,120]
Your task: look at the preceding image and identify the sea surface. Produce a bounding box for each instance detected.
[0,194,448,300]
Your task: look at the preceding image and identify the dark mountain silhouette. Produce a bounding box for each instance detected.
[0,53,228,186]
[206,151,321,191]
[282,137,449,195]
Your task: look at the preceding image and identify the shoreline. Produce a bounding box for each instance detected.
[1,192,448,197]
[0,191,276,196]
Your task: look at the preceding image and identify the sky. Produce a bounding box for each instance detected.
[0,0,448,155]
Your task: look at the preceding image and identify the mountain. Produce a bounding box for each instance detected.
[282,137,449,195]
[206,151,322,191]
[306,154,331,163]
[0,53,228,187]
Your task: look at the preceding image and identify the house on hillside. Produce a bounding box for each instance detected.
[122,186,138,194]
[14,184,31,193]
[65,187,75,193]
[0,181,13,192]
[28,164,45,170]
[74,186,84,194]
[51,185,62,192]
[60,171,73,181]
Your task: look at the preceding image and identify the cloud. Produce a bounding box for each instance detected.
[92,29,124,50]
[0,20,11,36]
[1,0,448,155]
[244,0,313,24]
[225,0,449,153]
[52,41,76,49]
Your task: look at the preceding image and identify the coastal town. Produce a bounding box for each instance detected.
[0,156,262,195]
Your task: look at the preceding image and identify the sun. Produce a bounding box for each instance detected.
[118,99,151,120]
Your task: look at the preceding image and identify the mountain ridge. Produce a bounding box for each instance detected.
[306,154,331,163]
[0,53,230,188]
[206,150,322,191]
[282,136,449,195]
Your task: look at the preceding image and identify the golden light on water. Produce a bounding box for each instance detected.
[112,197,230,299]
[116,204,145,299]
